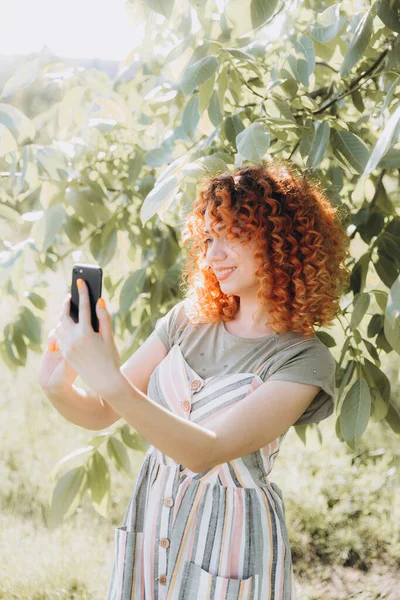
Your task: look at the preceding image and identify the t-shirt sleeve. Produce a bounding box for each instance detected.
[264,340,336,426]
[152,299,191,351]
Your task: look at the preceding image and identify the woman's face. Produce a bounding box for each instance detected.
[203,210,261,294]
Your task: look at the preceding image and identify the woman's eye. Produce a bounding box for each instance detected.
[204,238,213,245]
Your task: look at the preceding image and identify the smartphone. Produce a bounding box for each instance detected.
[70,263,103,332]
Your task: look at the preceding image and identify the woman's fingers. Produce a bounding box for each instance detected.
[47,326,60,352]
[49,295,70,351]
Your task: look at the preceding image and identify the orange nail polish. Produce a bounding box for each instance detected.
[49,343,55,352]
[98,298,106,309]
[77,278,83,288]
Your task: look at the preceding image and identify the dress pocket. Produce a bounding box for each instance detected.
[107,526,144,600]
[181,560,256,600]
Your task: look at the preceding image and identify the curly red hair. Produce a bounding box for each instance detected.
[180,161,351,337]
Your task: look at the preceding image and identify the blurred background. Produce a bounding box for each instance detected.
[1,0,400,598]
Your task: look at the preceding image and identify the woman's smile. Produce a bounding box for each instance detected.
[215,267,237,280]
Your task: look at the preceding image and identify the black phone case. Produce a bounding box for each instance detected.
[70,263,103,332]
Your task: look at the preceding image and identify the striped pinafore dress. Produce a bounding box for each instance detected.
[107,322,301,600]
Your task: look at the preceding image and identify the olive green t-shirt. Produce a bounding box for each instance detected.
[151,298,336,426]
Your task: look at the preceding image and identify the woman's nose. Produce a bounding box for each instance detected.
[206,242,227,262]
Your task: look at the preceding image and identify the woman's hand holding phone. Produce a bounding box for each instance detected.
[51,277,121,399]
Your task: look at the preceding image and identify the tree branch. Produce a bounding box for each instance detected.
[312,47,389,115]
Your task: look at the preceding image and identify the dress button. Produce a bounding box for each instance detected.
[159,574,167,585]
[164,497,174,507]
[191,379,202,390]
[160,537,170,548]
[182,400,191,412]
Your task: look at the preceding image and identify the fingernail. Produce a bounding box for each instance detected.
[98,298,106,309]
[54,343,59,351]
[48,343,55,352]
[77,278,83,288]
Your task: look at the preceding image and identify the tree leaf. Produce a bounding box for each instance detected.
[145,145,173,167]
[93,226,118,268]
[361,103,400,179]
[0,202,20,221]
[222,48,260,64]
[385,399,400,433]
[340,377,371,442]
[375,254,398,288]
[42,203,66,253]
[250,0,279,30]
[208,90,223,126]
[0,102,36,143]
[182,94,200,137]
[50,446,95,481]
[378,148,400,169]
[1,59,39,98]
[373,290,388,312]
[140,173,181,224]
[306,121,330,169]
[19,307,41,344]
[340,11,374,77]
[47,467,88,529]
[376,0,400,32]
[217,64,229,107]
[0,124,17,157]
[165,34,194,64]
[11,328,26,366]
[57,86,88,130]
[27,292,46,311]
[107,437,133,477]
[156,231,180,270]
[87,451,111,518]
[223,114,245,149]
[144,0,174,18]
[331,130,370,174]
[120,424,149,451]
[236,122,270,162]
[180,56,219,95]
[36,147,69,181]
[119,268,147,317]
[66,187,101,226]
[310,4,346,43]
[293,35,315,87]
[363,357,391,404]
[198,73,215,115]
[350,292,370,329]
[384,274,400,354]
[198,155,228,174]
[350,252,370,294]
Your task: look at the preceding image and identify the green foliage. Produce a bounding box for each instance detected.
[1,0,400,525]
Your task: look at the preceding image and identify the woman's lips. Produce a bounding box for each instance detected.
[216,267,237,281]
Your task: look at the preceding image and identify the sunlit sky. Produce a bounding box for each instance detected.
[1,0,137,60]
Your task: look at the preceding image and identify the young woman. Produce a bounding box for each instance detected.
[105,162,349,599]
[41,161,350,599]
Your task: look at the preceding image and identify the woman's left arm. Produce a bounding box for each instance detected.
[103,372,217,472]
[103,373,320,474]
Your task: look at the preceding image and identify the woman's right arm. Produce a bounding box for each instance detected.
[44,384,120,430]
[43,332,168,430]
